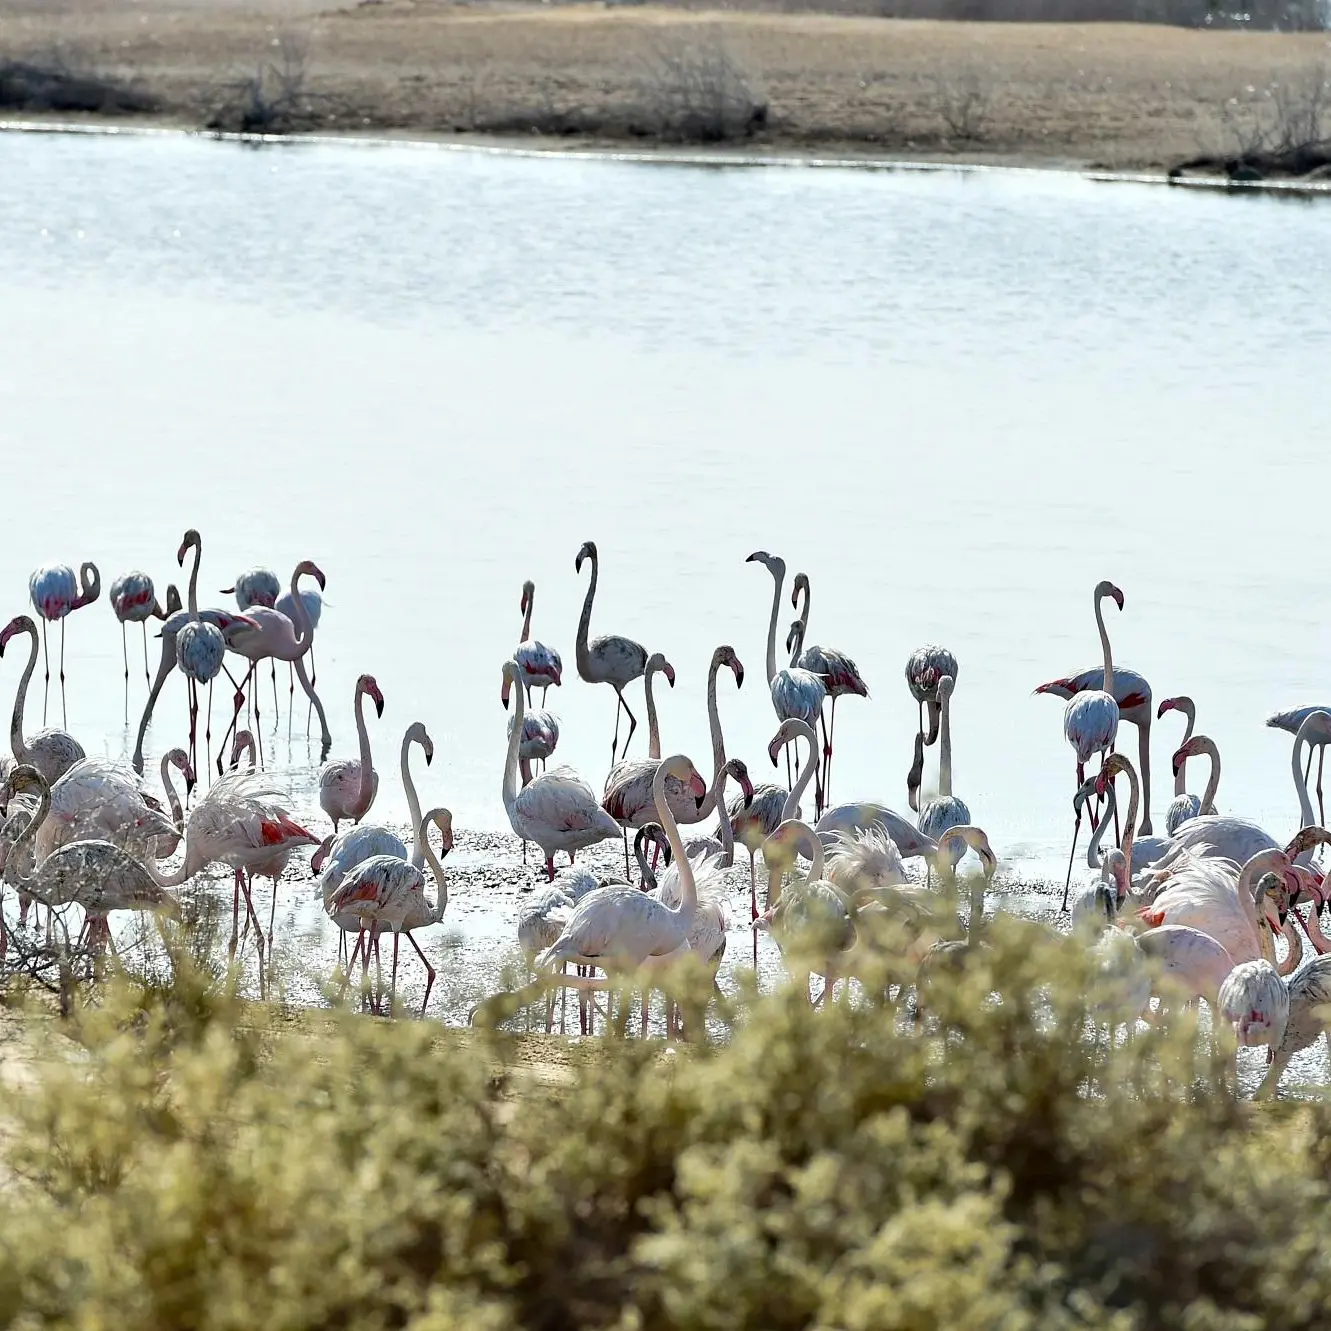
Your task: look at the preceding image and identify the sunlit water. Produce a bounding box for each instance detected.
[2,132,1330,1078]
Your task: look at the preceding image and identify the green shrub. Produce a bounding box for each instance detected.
[0,917,1327,1329]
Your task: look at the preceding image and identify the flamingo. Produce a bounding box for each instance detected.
[916,674,971,876]
[502,659,625,881]
[1051,580,1124,905]
[746,551,826,809]
[318,674,384,831]
[681,759,754,865]
[904,645,958,749]
[1258,955,1331,1097]
[221,568,281,611]
[275,583,323,719]
[913,826,999,1013]
[1035,654,1154,839]
[518,883,578,1032]
[0,765,180,960]
[130,605,257,777]
[515,579,563,705]
[1217,955,1291,1086]
[1157,696,1214,834]
[0,615,85,789]
[175,529,228,774]
[1075,769,1171,878]
[511,708,560,785]
[27,561,99,726]
[1170,735,1222,832]
[217,560,327,772]
[1267,705,1331,829]
[535,755,707,1033]
[330,808,452,1015]
[574,541,649,763]
[109,571,169,689]
[788,571,868,809]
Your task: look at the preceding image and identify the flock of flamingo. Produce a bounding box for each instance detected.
[4,539,1331,1094]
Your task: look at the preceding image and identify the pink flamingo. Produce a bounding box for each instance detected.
[1157,696,1215,834]
[904,645,958,746]
[0,615,85,787]
[174,529,229,774]
[27,562,99,727]
[216,559,326,772]
[515,579,563,704]
[574,541,649,763]
[109,571,171,689]
[318,674,384,831]
[1267,705,1331,828]
[788,572,868,810]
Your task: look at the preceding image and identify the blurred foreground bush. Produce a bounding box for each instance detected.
[1,915,1329,1330]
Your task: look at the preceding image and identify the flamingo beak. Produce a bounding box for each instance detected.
[734,663,745,687]
[767,737,782,767]
[740,773,756,806]
[372,688,385,718]
[1171,752,1184,777]
[691,771,707,805]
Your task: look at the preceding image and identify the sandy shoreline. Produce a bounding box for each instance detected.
[2,0,1330,177]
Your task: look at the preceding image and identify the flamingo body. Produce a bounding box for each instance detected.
[109,572,158,624]
[176,620,225,683]
[224,569,281,610]
[815,803,938,861]
[1218,959,1290,1051]
[28,566,79,622]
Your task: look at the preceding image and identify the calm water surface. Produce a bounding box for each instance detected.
[2,131,1330,900]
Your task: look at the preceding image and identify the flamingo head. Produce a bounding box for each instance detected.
[1284,824,1331,860]
[785,619,805,657]
[2,765,44,805]
[727,758,756,808]
[404,722,434,766]
[635,821,672,868]
[1156,695,1193,721]
[1032,676,1074,699]
[1255,871,1289,932]
[520,579,534,613]
[575,541,596,573]
[1095,580,1125,612]
[1073,774,1099,820]
[767,717,816,768]
[746,550,785,581]
[176,530,201,566]
[427,807,454,858]
[939,825,996,878]
[714,644,744,689]
[358,674,385,718]
[294,560,326,592]
[1093,755,1128,798]
[310,836,332,876]
[0,615,31,656]
[168,749,196,796]
[1171,736,1206,778]
[790,571,810,609]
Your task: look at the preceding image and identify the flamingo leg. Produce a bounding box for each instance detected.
[622,827,630,881]
[390,931,401,1011]
[619,693,639,759]
[217,665,255,774]
[120,622,129,686]
[271,659,279,726]
[141,622,151,686]
[406,931,436,1014]
[610,693,624,762]
[750,850,758,967]
[306,643,317,736]
[204,677,215,781]
[186,678,198,775]
[544,855,555,884]
[1061,805,1085,911]
[59,619,67,728]
[267,875,279,948]
[229,868,242,959]
[1108,759,1122,849]
[823,697,839,813]
[338,931,365,1002]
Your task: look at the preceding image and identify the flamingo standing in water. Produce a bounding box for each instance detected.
[217,560,327,772]
[747,551,826,810]
[1157,696,1214,834]
[905,644,958,747]
[574,541,649,763]
[0,615,86,788]
[174,529,228,775]
[515,579,563,705]
[109,571,170,690]
[788,572,868,810]
[502,659,624,880]
[28,562,100,727]
[1051,580,1124,907]
[916,675,972,876]
[1268,705,1331,829]
[318,674,384,831]
[221,566,282,719]
[276,584,324,732]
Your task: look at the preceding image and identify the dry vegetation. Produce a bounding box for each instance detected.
[0,913,1329,1327]
[1,0,1330,174]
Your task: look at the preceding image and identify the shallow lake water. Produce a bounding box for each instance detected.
[2,131,1330,1081]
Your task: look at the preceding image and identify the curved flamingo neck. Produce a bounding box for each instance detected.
[1115,759,1139,870]
[795,821,825,881]
[575,553,598,678]
[353,684,375,811]
[417,811,448,919]
[519,587,533,644]
[286,568,316,654]
[1189,736,1221,815]
[10,622,37,764]
[403,733,426,858]
[652,764,696,914]
[1291,726,1315,829]
[8,776,50,884]
[715,766,736,866]
[787,620,805,669]
[693,658,730,820]
[160,753,185,827]
[781,725,818,822]
[792,574,811,641]
[644,665,664,761]
[761,563,785,686]
[185,538,202,618]
[1086,784,1116,868]
[1094,587,1114,692]
[502,675,524,816]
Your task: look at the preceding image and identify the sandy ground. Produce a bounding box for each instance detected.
[2,0,1329,171]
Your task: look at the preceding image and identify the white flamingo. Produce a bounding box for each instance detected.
[275,583,323,724]
[174,529,228,773]
[502,659,625,881]
[747,551,827,809]
[109,571,169,688]
[1267,705,1331,829]
[682,759,754,866]
[1217,956,1291,1087]
[916,674,971,875]
[515,579,563,704]
[1157,695,1213,834]
[0,615,85,788]
[27,561,99,727]
[1259,955,1331,1097]
[788,571,868,810]
[1055,580,1124,908]
[1169,734,1222,833]
[318,674,384,831]
[904,644,958,749]
[574,541,649,763]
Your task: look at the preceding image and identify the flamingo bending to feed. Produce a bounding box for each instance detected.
[319,674,384,831]
[110,571,170,688]
[515,579,563,704]
[905,645,958,749]
[0,766,180,956]
[916,674,971,876]
[0,615,85,788]
[175,529,230,773]
[1268,705,1331,829]
[574,541,649,763]
[682,759,754,865]
[27,561,99,726]
[330,807,452,1014]
[1052,580,1124,907]
[1258,955,1331,1098]
[913,826,999,1013]
[1158,696,1214,834]
[535,755,708,1033]
[512,708,560,784]
[747,552,826,809]
[218,559,328,771]
[502,659,625,881]
[1217,956,1291,1086]
[788,572,868,810]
